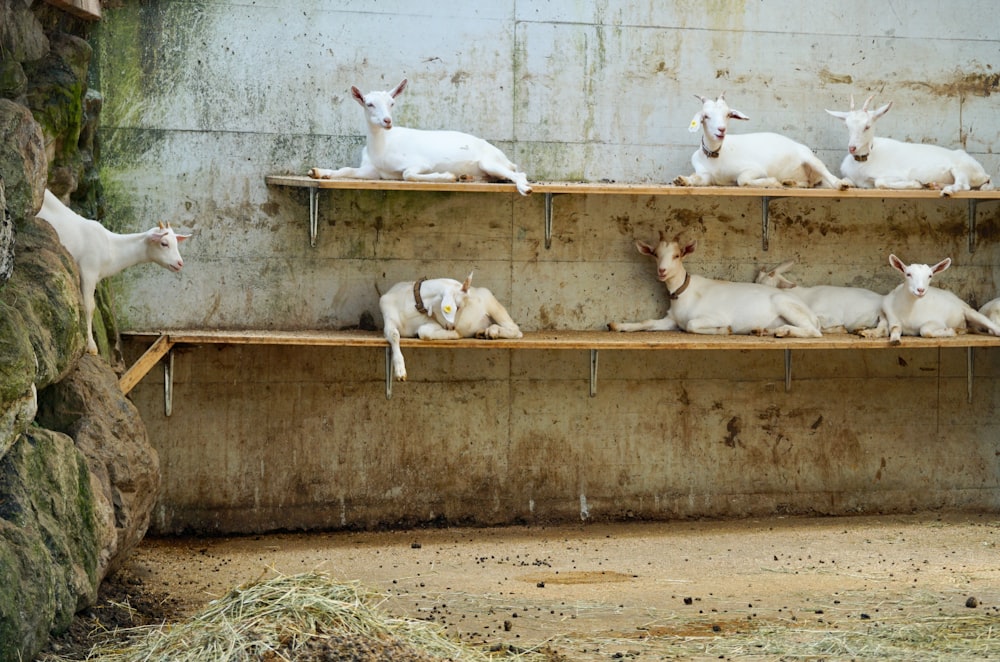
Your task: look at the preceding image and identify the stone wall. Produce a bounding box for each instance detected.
[0,2,160,660]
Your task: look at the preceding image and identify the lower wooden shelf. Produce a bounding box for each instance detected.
[119,329,999,409]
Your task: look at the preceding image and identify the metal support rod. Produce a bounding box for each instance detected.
[761,196,771,251]
[308,187,318,247]
[385,347,393,400]
[590,349,598,397]
[968,199,977,254]
[544,192,554,249]
[784,349,792,392]
[164,349,174,417]
[967,347,974,405]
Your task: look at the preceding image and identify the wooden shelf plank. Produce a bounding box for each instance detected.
[264,175,1000,200]
[121,329,1000,352]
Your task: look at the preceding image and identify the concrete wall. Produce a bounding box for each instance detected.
[93,2,1000,534]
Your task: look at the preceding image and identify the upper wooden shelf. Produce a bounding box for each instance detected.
[264,175,1000,200]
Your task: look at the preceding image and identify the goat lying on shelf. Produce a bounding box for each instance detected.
[608,231,822,337]
[826,95,993,196]
[380,273,523,381]
[37,189,191,354]
[309,78,532,195]
[755,259,886,335]
[674,93,848,190]
[881,254,1000,344]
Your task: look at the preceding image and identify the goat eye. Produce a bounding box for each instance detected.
[160,240,169,247]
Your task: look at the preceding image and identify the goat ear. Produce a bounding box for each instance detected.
[351,86,365,105]
[825,109,848,120]
[635,240,655,257]
[441,289,458,324]
[176,232,191,242]
[681,240,697,257]
[873,101,892,119]
[889,254,906,273]
[931,257,952,275]
[729,109,749,121]
[775,259,796,273]
[391,79,408,97]
[688,111,703,132]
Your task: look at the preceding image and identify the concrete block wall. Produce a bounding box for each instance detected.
[94,2,1000,533]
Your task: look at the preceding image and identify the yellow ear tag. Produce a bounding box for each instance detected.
[689,119,698,130]
[443,305,453,314]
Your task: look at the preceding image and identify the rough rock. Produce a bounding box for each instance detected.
[37,354,161,577]
[0,178,14,286]
[0,428,100,662]
[0,1,50,63]
[1,214,86,388]
[0,98,46,222]
[24,31,93,198]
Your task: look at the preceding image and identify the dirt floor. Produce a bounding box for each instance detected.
[42,512,1000,660]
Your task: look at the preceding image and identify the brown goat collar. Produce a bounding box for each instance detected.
[668,273,691,300]
[701,138,721,158]
[413,278,429,314]
[852,153,869,162]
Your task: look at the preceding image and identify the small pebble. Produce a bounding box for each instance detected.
[966,596,979,608]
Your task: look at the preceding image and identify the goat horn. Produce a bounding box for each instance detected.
[862,94,875,111]
[157,221,165,230]
[849,94,855,110]
[659,229,669,242]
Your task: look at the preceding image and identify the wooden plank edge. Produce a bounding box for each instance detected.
[119,334,174,395]
[264,175,1000,199]
[119,330,1000,352]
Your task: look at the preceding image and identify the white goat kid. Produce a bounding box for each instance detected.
[309,79,532,195]
[826,96,993,196]
[674,93,848,189]
[380,273,523,381]
[37,189,191,354]
[882,254,1000,344]
[756,260,886,335]
[608,232,822,337]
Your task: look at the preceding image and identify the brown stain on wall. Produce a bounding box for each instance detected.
[903,71,1000,98]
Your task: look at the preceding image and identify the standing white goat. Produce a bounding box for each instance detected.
[37,189,191,354]
[826,95,993,196]
[673,93,848,189]
[882,254,1000,344]
[380,272,523,381]
[309,78,532,195]
[756,260,886,335]
[608,231,822,337]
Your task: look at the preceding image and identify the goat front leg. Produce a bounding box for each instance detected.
[672,173,712,187]
[608,316,679,332]
[416,323,462,340]
[80,274,99,354]
[477,302,523,339]
[385,324,408,381]
[309,163,380,179]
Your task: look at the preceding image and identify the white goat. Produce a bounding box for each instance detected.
[881,254,1000,344]
[673,93,848,189]
[755,260,886,335]
[826,95,993,196]
[309,78,532,195]
[979,297,1000,326]
[608,231,822,337]
[380,272,523,381]
[36,189,191,354]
